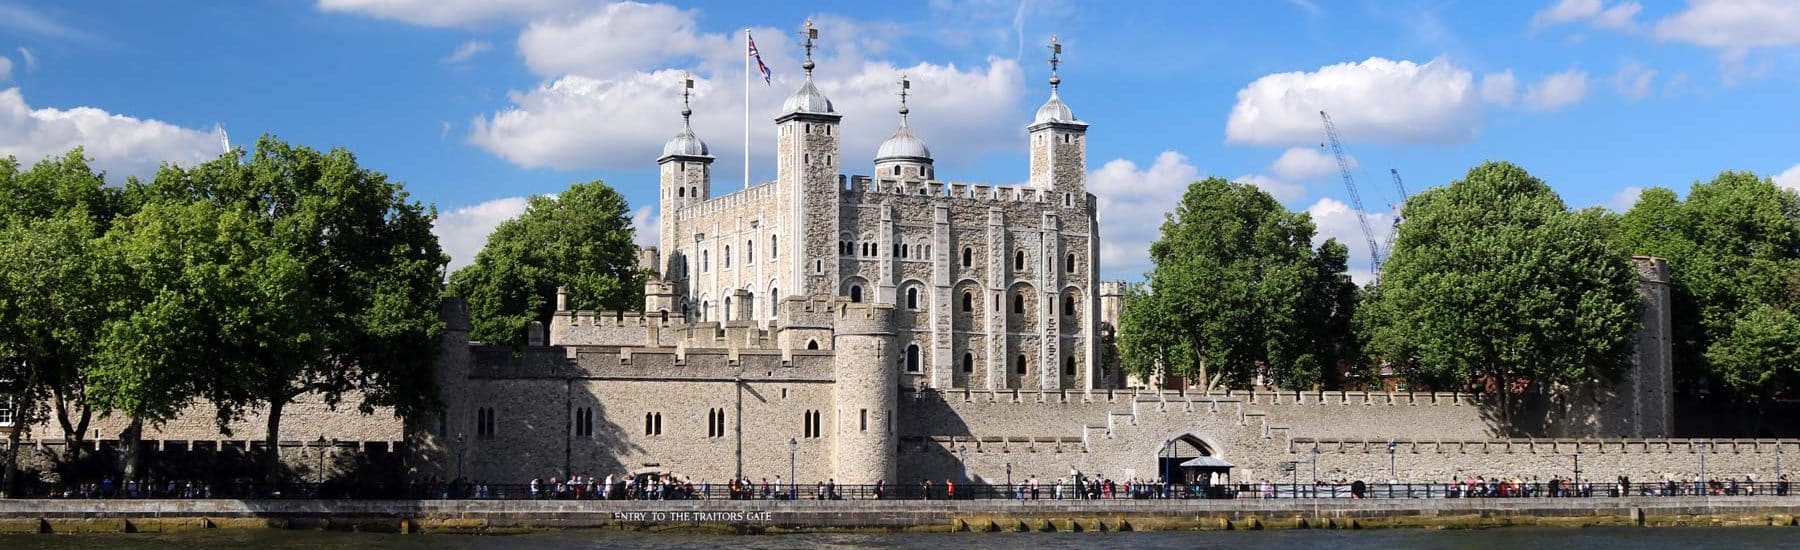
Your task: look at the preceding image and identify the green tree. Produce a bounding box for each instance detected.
[1117,177,1349,390]
[143,138,446,480]
[1366,162,1641,428]
[1615,172,1800,404]
[0,151,127,492]
[447,180,643,346]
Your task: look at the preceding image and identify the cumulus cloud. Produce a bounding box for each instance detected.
[1531,0,1641,31]
[1225,57,1482,147]
[434,196,531,273]
[1479,70,1518,106]
[1611,62,1656,99]
[1776,163,1800,191]
[516,2,730,77]
[442,40,491,65]
[1604,186,1644,211]
[1270,146,1347,183]
[1521,68,1590,112]
[0,87,225,181]
[1305,197,1393,284]
[1653,0,1800,59]
[315,0,600,27]
[1088,151,1199,279]
[1232,174,1307,204]
[629,205,658,247]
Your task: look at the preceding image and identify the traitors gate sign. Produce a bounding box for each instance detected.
[612,510,775,523]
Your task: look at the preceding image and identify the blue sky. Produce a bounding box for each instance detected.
[2,0,1797,282]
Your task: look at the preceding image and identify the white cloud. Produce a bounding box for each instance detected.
[1612,62,1656,99]
[1521,68,1590,112]
[469,59,1026,176]
[1088,151,1199,279]
[0,87,224,181]
[1531,0,1640,31]
[315,0,600,27]
[442,40,491,65]
[1776,163,1800,191]
[1653,0,1800,59]
[434,196,531,273]
[629,205,658,247]
[1306,197,1393,284]
[1225,56,1482,147]
[1232,173,1307,204]
[15,47,33,71]
[1480,70,1518,106]
[1270,145,1347,183]
[1604,186,1644,211]
[516,2,729,78]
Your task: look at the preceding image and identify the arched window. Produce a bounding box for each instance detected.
[1063,294,1076,316]
[724,297,732,320]
[1015,354,1027,375]
[770,235,778,258]
[806,339,820,350]
[678,187,686,198]
[689,186,697,197]
[701,250,709,272]
[747,240,754,264]
[901,244,909,258]
[849,285,864,303]
[961,247,972,268]
[961,291,973,312]
[1066,253,1076,273]
[1012,293,1024,314]
[892,165,901,176]
[1015,251,1026,270]
[905,344,921,373]
[1064,355,1076,377]
[962,352,974,373]
[770,288,780,317]
[724,245,732,268]
[906,287,919,310]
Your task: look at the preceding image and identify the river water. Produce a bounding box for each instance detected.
[0,527,1787,549]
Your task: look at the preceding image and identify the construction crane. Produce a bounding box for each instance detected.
[1383,168,1410,266]
[1319,110,1383,280]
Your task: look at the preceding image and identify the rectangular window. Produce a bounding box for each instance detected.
[0,395,13,426]
[859,409,867,432]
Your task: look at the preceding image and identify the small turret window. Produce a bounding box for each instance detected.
[962,352,974,373]
[1015,251,1026,270]
[962,247,972,268]
[678,187,686,198]
[849,285,864,303]
[1064,355,1076,377]
[1066,253,1077,273]
[906,287,919,310]
[807,339,820,350]
[770,235,778,258]
[961,291,973,312]
[724,246,732,268]
[1012,293,1025,314]
[1015,355,1027,375]
[905,344,921,373]
[892,165,901,176]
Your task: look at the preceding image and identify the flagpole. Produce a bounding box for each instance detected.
[744,28,751,190]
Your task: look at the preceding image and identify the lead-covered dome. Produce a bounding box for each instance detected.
[661,113,710,158]
[782,79,835,115]
[1033,90,1076,125]
[876,124,931,161]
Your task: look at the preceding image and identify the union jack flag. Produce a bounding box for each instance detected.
[748,32,772,85]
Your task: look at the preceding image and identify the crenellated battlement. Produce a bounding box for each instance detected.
[839,174,1066,206]
[673,180,780,221]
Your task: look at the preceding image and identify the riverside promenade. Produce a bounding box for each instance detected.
[2,497,1798,534]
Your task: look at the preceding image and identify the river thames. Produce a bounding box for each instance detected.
[1,527,1790,549]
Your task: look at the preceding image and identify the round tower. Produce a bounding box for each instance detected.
[830,300,897,485]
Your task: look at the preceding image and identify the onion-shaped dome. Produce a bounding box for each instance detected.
[1033,90,1077,125]
[782,78,836,115]
[876,124,931,161]
[662,119,710,157]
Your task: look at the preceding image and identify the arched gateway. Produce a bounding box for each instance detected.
[1157,434,1232,488]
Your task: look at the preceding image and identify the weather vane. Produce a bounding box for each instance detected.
[1048,34,1063,91]
[897,73,911,123]
[679,72,694,120]
[801,19,818,74]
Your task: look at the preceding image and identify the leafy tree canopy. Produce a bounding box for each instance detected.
[448,180,643,346]
[1117,177,1353,390]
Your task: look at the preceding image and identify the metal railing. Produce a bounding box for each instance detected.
[10,480,1794,501]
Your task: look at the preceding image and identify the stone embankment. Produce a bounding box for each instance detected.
[3,499,1800,532]
[0,498,1796,534]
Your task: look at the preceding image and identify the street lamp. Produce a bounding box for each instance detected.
[1573,454,1582,489]
[455,432,466,482]
[1006,463,1013,497]
[1387,440,1397,481]
[315,436,328,486]
[788,437,798,500]
[1311,443,1320,499]
[958,444,968,482]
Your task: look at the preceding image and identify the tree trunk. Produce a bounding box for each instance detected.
[120,418,143,483]
[51,385,90,481]
[3,412,20,499]
[263,397,285,485]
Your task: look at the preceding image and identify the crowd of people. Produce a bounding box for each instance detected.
[42,475,214,499]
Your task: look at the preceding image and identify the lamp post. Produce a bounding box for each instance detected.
[1698,440,1708,494]
[455,432,466,482]
[1387,440,1397,481]
[1006,463,1013,497]
[315,436,327,486]
[958,444,968,482]
[1311,443,1320,499]
[787,437,797,500]
[1573,453,1582,488]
